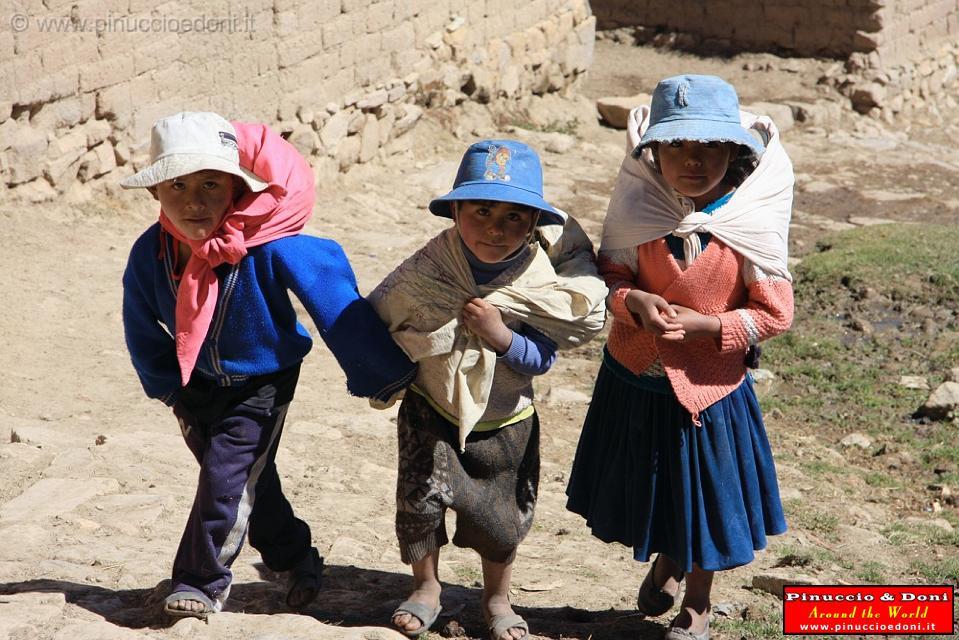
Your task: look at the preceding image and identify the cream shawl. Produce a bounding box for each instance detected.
[601,106,794,281]
[368,216,607,449]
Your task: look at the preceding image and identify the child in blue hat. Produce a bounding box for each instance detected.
[566,75,795,640]
[368,140,607,640]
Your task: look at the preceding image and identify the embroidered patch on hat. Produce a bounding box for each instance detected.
[483,145,512,182]
[218,131,239,151]
[676,82,689,107]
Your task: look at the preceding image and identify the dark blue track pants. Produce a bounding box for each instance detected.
[170,365,312,606]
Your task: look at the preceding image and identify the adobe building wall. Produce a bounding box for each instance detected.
[591,0,957,62]
[592,0,883,59]
[0,0,595,201]
[591,0,959,119]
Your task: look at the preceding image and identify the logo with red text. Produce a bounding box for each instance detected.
[783,585,954,635]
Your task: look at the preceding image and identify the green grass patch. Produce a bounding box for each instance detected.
[784,500,840,539]
[939,511,959,528]
[772,543,839,571]
[797,224,959,304]
[910,556,959,584]
[920,433,959,485]
[863,472,902,489]
[883,522,916,546]
[853,560,887,583]
[763,329,923,431]
[763,223,958,441]
[798,459,847,478]
[883,521,959,548]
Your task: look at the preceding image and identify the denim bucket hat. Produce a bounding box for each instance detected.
[633,75,765,157]
[429,140,566,226]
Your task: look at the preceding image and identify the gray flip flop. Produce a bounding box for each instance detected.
[392,600,443,638]
[163,590,218,619]
[488,612,529,640]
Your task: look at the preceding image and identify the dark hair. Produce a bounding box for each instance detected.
[648,142,758,188]
[233,175,257,205]
[724,145,759,187]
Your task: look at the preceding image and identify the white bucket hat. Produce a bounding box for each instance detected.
[120,111,269,191]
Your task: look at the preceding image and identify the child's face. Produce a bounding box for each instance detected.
[453,200,537,263]
[149,170,239,241]
[656,140,736,209]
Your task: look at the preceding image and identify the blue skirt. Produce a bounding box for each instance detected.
[565,350,786,572]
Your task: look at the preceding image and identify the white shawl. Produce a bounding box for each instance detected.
[369,217,607,449]
[601,106,794,281]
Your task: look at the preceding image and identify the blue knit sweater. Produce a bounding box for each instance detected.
[122,224,416,405]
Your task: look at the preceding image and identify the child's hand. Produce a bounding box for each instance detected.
[624,290,685,341]
[669,304,722,339]
[461,297,513,353]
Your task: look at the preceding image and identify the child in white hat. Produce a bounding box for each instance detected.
[121,111,416,618]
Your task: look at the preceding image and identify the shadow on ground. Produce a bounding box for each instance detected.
[0,563,667,639]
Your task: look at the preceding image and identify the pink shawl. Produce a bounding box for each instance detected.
[159,122,315,385]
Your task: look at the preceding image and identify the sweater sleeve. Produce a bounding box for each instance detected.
[275,237,416,401]
[498,324,558,376]
[121,241,181,405]
[598,247,643,330]
[715,259,794,353]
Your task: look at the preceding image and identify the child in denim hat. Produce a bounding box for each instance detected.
[120,111,416,618]
[565,75,795,640]
[369,140,606,640]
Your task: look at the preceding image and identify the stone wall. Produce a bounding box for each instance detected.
[590,0,959,119]
[866,0,959,66]
[591,0,959,62]
[0,0,595,202]
[591,0,885,58]
[838,0,959,119]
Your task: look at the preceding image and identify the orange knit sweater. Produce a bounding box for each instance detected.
[602,237,794,420]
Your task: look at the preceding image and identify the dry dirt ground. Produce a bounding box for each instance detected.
[1,41,958,640]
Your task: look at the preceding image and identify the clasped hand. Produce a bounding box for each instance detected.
[461,297,513,353]
[623,290,721,341]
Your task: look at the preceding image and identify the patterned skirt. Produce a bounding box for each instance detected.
[565,350,786,572]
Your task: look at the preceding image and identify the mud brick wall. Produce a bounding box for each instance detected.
[866,0,959,66]
[591,0,959,63]
[591,0,882,57]
[0,0,595,202]
[591,0,959,118]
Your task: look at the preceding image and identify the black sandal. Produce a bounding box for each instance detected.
[637,554,683,617]
[286,547,324,609]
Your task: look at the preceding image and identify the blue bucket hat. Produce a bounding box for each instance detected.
[429,140,566,226]
[633,74,765,157]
